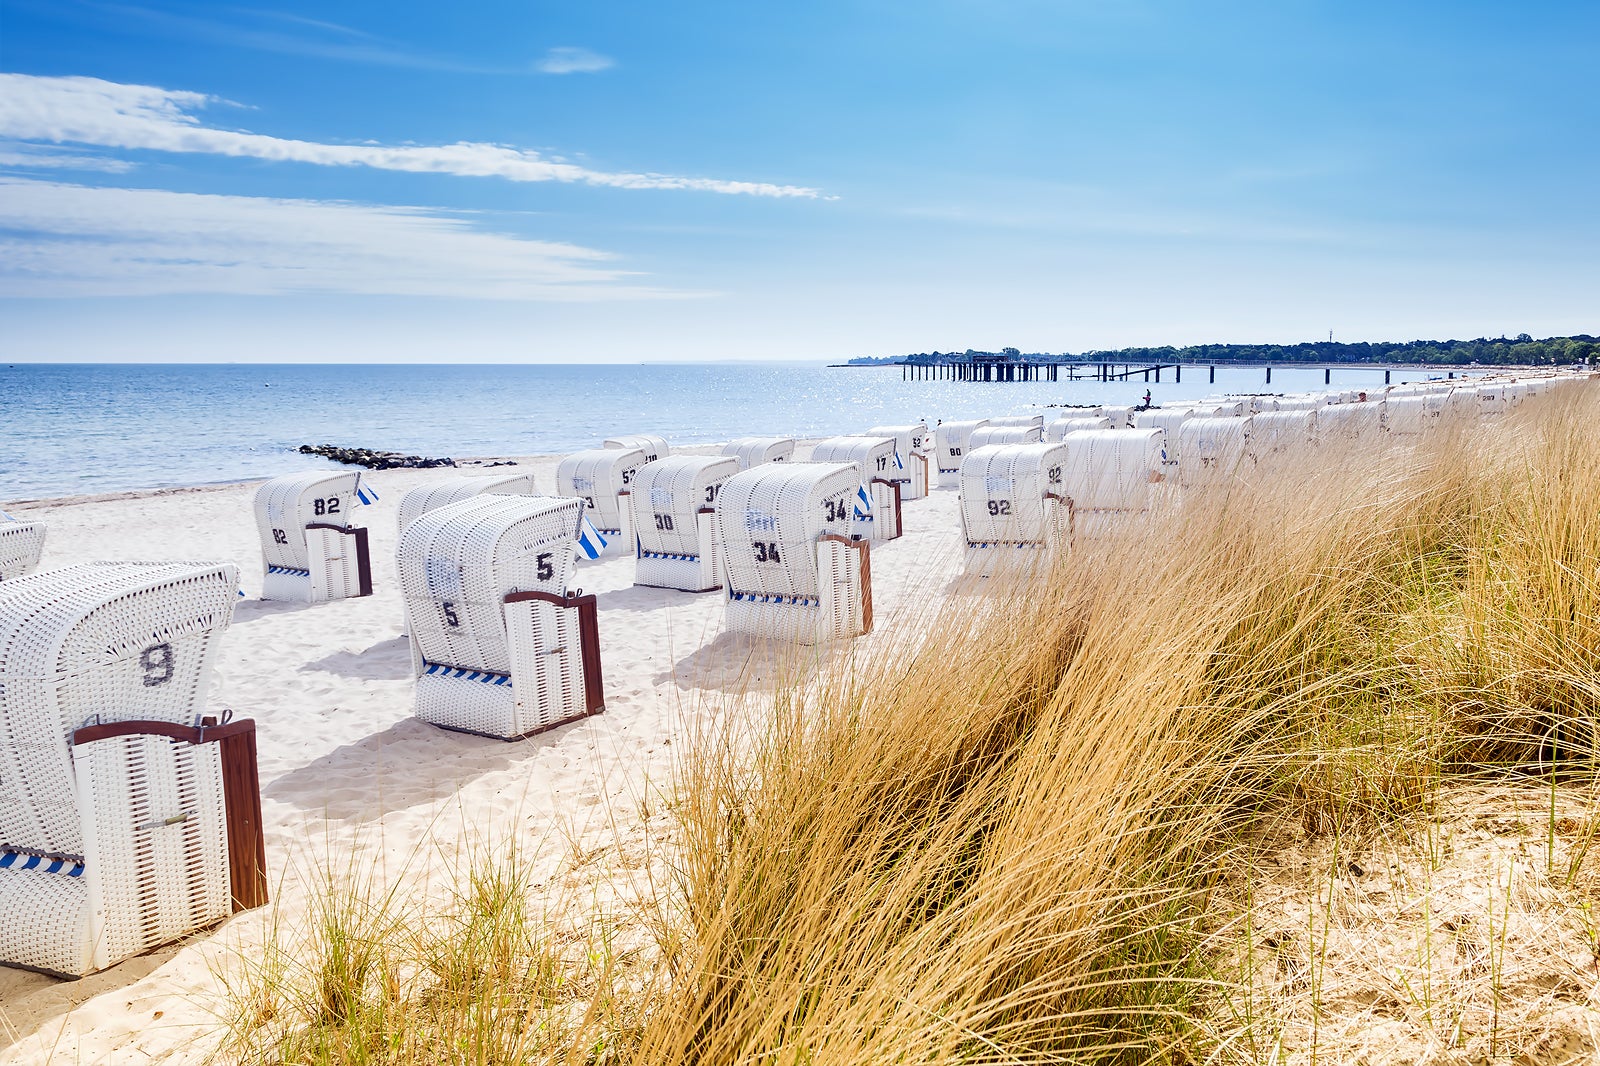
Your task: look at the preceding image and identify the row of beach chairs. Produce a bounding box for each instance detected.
[0,370,1583,979]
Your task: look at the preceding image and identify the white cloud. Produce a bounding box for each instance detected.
[0,140,135,172]
[0,73,820,198]
[0,176,689,299]
[536,46,615,74]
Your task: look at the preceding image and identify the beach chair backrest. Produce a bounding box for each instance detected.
[1382,396,1430,434]
[1059,429,1167,511]
[0,562,239,858]
[1130,409,1192,462]
[1317,401,1379,440]
[810,436,898,485]
[0,521,46,582]
[934,420,988,475]
[1095,405,1136,428]
[723,437,796,470]
[604,434,670,463]
[866,424,929,457]
[1046,416,1111,441]
[630,455,741,557]
[255,471,360,572]
[717,463,859,602]
[555,448,648,531]
[1248,410,1317,455]
[1177,417,1252,488]
[396,472,539,536]
[985,415,1045,431]
[959,443,1070,544]
[398,495,584,677]
[969,425,1043,447]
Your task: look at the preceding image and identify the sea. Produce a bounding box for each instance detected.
[0,362,1465,502]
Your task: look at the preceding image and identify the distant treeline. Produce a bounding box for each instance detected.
[850,335,1599,367]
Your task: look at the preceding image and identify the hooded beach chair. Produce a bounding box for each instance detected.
[555,448,649,559]
[716,463,872,644]
[1046,416,1111,442]
[934,419,989,489]
[396,472,539,538]
[399,495,603,740]
[1246,410,1318,460]
[959,443,1075,576]
[1095,405,1136,428]
[1131,409,1193,472]
[1380,396,1431,436]
[1176,417,1253,491]
[809,436,902,541]
[985,415,1046,433]
[1058,428,1169,536]
[630,455,742,592]
[722,437,796,471]
[1316,400,1381,442]
[0,519,46,582]
[603,434,670,463]
[0,562,266,977]
[866,424,930,501]
[969,425,1042,448]
[254,472,375,603]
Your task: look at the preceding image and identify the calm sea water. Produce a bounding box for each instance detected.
[0,362,1458,501]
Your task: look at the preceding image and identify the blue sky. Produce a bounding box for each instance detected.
[0,0,1594,361]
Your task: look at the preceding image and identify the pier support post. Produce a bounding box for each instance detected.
[1325,368,1331,385]
[1209,365,1215,384]
[1266,366,1272,384]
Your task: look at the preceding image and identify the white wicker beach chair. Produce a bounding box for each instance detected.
[1475,385,1508,416]
[809,436,902,541]
[866,424,930,501]
[254,472,374,603]
[555,448,648,559]
[1316,401,1381,442]
[934,419,989,488]
[969,425,1043,448]
[630,455,741,592]
[603,434,670,463]
[716,463,871,644]
[1130,409,1192,469]
[722,437,797,471]
[399,495,602,740]
[1095,406,1136,428]
[1380,396,1431,435]
[1045,417,1111,442]
[959,443,1074,576]
[1246,410,1317,459]
[1058,429,1168,536]
[0,520,46,582]
[1176,417,1252,491]
[0,562,266,978]
[396,472,539,538]
[985,415,1046,432]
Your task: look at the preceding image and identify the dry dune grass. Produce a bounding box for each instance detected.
[220,385,1600,1064]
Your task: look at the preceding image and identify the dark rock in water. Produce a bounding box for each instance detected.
[298,444,456,470]
[483,460,518,467]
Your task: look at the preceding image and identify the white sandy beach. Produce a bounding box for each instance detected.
[0,445,966,1064]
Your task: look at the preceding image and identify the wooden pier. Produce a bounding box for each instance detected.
[897,355,1459,386]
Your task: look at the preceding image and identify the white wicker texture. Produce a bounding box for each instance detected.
[0,562,240,975]
[1046,417,1111,442]
[603,434,670,462]
[254,471,367,602]
[1176,417,1252,490]
[1130,409,1192,465]
[1381,396,1432,435]
[555,448,646,552]
[722,437,797,470]
[969,425,1043,448]
[396,473,539,538]
[0,522,46,582]
[985,415,1045,431]
[630,455,741,592]
[1095,405,1136,428]
[1316,402,1381,441]
[1247,410,1317,458]
[1058,429,1167,520]
[958,443,1073,575]
[398,495,594,739]
[716,463,868,643]
[865,425,929,500]
[1476,385,1507,416]
[934,420,989,485]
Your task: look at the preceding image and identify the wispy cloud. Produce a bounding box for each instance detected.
[0,74,820,197]
[536,46,615,74]
[0,176,689,299]
[0,140,135,172]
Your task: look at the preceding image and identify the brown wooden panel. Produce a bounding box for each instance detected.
[819,535,872,635]
[871,478,904,539]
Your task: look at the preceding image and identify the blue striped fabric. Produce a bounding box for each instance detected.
[267,565,311,576]
[727,591,820,607]
[640,550,699,561]
[423,663,512,686]
[0,851,86,877]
